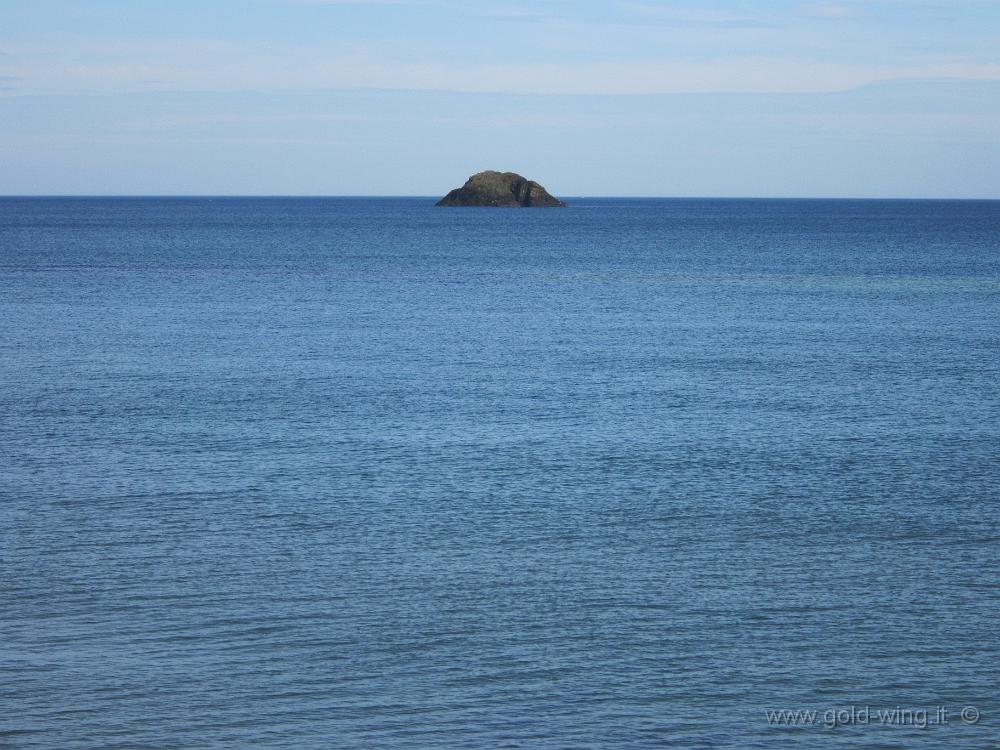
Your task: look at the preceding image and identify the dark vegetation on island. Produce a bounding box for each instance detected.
[436,171,566,207]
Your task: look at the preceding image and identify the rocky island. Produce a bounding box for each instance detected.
[436,171,566,207]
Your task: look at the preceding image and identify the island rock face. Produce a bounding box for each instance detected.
[436,171,566,207]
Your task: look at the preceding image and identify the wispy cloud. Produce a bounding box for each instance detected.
[294,0,436,5]
[618,3,777,29]
[116,112,371,133]
[803,3,854,18]
[3,42,1000,97]
[2,1,999,98]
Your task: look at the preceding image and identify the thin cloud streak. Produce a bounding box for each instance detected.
[4,52,1000,96]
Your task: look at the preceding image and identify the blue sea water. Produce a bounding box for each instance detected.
[1,197,998,749]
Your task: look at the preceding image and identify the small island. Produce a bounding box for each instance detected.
[437,171,566,207]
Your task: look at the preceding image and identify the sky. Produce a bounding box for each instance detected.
[1,0,999,197]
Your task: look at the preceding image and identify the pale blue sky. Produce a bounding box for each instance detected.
[2,0,999,196]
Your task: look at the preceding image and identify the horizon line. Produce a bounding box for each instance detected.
[2,194,1000,201]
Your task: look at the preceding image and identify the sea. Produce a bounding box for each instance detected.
[1,197,998,749]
